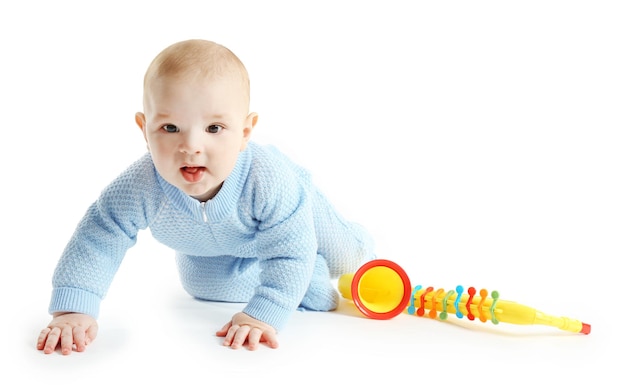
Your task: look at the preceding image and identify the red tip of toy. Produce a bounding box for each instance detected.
[580,323,591,335]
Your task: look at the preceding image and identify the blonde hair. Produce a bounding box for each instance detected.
[143,39,250,106]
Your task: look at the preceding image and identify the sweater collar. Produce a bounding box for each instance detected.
[154,145,252,222]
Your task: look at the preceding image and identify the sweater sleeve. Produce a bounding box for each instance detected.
[48,154,162,318]
[240,147,318,330]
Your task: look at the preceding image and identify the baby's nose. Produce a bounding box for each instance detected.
[179,131,204,154]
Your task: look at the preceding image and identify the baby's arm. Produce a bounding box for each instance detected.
[37,312,98,355]
[40,156,158,355]
[216,312,279,350]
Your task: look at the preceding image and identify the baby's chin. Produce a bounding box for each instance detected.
[165,173,223,201]
[183,188,212,202]
[184,184,222,202]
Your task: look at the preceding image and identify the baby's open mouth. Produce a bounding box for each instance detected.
[181,166,206,182]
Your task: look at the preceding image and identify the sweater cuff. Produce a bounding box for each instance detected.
[48,287,102,319]
[243,295,294,331]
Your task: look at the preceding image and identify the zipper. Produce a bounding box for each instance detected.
[200,201,208,222]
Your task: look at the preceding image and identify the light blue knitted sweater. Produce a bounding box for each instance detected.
[49,142,374,330]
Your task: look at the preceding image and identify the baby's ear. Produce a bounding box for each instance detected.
[241,112,258,150]
[135,112,150,149]
[135,112,146,131]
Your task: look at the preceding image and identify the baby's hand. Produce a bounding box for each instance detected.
[37,312,98,355]
[216,312,278,350]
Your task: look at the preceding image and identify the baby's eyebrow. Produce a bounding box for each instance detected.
[151,112,232,122]
[203,113,228,121]
[153,112,172,120]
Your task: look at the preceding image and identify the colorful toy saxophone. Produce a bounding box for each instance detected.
[338,259,591,334]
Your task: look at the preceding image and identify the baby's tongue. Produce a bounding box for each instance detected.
[182,166,204,182]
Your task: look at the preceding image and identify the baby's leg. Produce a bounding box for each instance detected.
[299,254,340,312]
[312,190,376,278]
[175,253,260,302]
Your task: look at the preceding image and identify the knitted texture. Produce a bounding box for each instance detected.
[49,142,375,330]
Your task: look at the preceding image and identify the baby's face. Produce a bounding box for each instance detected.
[136,74,254,202]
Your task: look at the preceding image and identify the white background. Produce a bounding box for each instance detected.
[1,1,624,386]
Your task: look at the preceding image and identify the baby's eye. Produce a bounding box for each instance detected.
[162,124,179,133]
[207,124,224,134]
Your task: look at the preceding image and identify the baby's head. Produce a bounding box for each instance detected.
[136,39,257,202]
[142,39,251,113]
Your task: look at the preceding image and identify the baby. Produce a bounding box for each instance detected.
[37,39,375,353]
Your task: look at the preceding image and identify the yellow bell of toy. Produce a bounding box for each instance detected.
[338,259,412,319]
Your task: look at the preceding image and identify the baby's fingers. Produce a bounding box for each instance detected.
[260,330,279,349]
[224,325,251,349]
[73,327,87,352]
[215,321,232,337]
[39,327,61,354]
[60,326,74,355]
[36,328,52,351]
[246,328,263,350]
[85,323,98,346]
